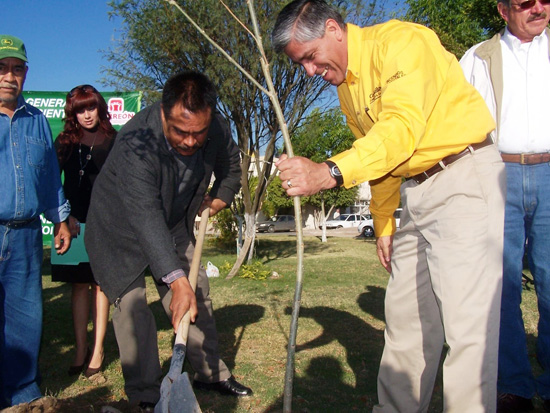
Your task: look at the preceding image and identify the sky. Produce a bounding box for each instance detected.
[3,1,120,93]
[2,0,407,95]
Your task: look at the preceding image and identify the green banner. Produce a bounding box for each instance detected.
[22,90,143,245]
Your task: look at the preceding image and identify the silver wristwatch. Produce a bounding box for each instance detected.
[324,161,344,187]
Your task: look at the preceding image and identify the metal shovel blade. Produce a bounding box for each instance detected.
[168,373,200,412]
[155,344,201,413]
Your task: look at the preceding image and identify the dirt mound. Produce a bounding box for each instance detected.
[1,397,143,413]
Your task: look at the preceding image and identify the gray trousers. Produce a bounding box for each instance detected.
[111,237,231,405]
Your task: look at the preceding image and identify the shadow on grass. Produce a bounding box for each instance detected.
[263,285,388,411]
[266,284,448,412]
[261,290,385,411]
[40,249,120,404]
[154,304,265,410]
[265,356,419,412]
[264,355,367,411]
[212,304,265,369]
[284,304,384,393]
[357,285,386,323]
[254,238,330,264]
[40,281,120,404]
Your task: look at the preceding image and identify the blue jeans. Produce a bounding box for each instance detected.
[498,162,550,400]
[0,221,43,408]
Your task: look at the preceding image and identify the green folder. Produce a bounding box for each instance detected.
[50,223,90,265]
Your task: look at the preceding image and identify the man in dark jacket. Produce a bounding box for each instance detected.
[85,71,251,410]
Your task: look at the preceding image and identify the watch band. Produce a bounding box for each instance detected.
[324,161,344,187]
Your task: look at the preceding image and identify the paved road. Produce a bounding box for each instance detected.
[257,227,368,239]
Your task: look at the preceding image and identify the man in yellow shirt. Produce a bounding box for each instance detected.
[273,1,506,411]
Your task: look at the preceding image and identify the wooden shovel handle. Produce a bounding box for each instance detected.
[175,207,210,345]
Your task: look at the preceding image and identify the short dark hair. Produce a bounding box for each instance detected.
[497,0,511,6]
[162,71,217,119]
[272,0,346,53]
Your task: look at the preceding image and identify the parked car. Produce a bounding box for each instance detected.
[358,208,402,237]
[321,213,370,230]
[256,215,296,233]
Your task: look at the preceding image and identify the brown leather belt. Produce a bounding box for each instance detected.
[409,136,493,185]
[500,153,550,165]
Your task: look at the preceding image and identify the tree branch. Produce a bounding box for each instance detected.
[163,0,269,95]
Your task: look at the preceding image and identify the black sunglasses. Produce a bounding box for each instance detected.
[513,0,550,10]
[68,84,98,98]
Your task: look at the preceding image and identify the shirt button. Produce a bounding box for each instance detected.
[352,180,357,185]
[405,173,410,177]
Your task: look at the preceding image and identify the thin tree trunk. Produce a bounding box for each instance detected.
[164,2,306,409]
[321,199,327,243]
[226,236,253,279]
[227,211,256,278]
[245,212,256,264]
[246,229,256,264]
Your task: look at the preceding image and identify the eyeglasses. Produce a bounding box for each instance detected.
[512,0,550,10]
[68,84,98,98]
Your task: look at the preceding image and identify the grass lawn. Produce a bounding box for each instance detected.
[33,234,542,412]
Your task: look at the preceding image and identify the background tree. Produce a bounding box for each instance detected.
[403,0,504,58]
[262,108,359,241]
[103,0,388,274]
[261,176,294,217]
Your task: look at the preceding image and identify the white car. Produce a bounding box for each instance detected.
[358,208,402,237]
[321,213,371,230]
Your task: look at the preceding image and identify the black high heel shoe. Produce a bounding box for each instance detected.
[84,352,104,378]
[68,348,91,376]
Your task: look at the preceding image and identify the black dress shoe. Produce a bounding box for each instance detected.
[193,376,253,396]
[138,401,156,412]
[497,393,534,413]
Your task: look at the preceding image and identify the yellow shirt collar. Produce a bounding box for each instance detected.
[345,23,363,83]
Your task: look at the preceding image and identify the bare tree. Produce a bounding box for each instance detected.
[103,0,386,273]
[103,0,329,276]
[103,0,387,409]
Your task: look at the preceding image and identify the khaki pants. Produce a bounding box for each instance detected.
[112,237,230,405]
[374,145,505,413]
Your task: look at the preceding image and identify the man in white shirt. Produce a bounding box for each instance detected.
[460,1,550,411]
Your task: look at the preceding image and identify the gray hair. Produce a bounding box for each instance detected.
[272,0,346,53]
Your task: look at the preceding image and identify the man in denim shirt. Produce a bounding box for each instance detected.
[0,34,71,408]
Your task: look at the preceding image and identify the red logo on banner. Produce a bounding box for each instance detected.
[108,97,135,125]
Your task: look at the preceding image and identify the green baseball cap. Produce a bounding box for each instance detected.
[0,35,28,62]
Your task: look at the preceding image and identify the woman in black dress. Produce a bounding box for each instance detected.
[53,85,116,377]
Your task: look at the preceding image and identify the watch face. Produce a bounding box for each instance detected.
[332,165,342,177]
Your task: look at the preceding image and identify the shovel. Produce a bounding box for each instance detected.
[155,207,210,413]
